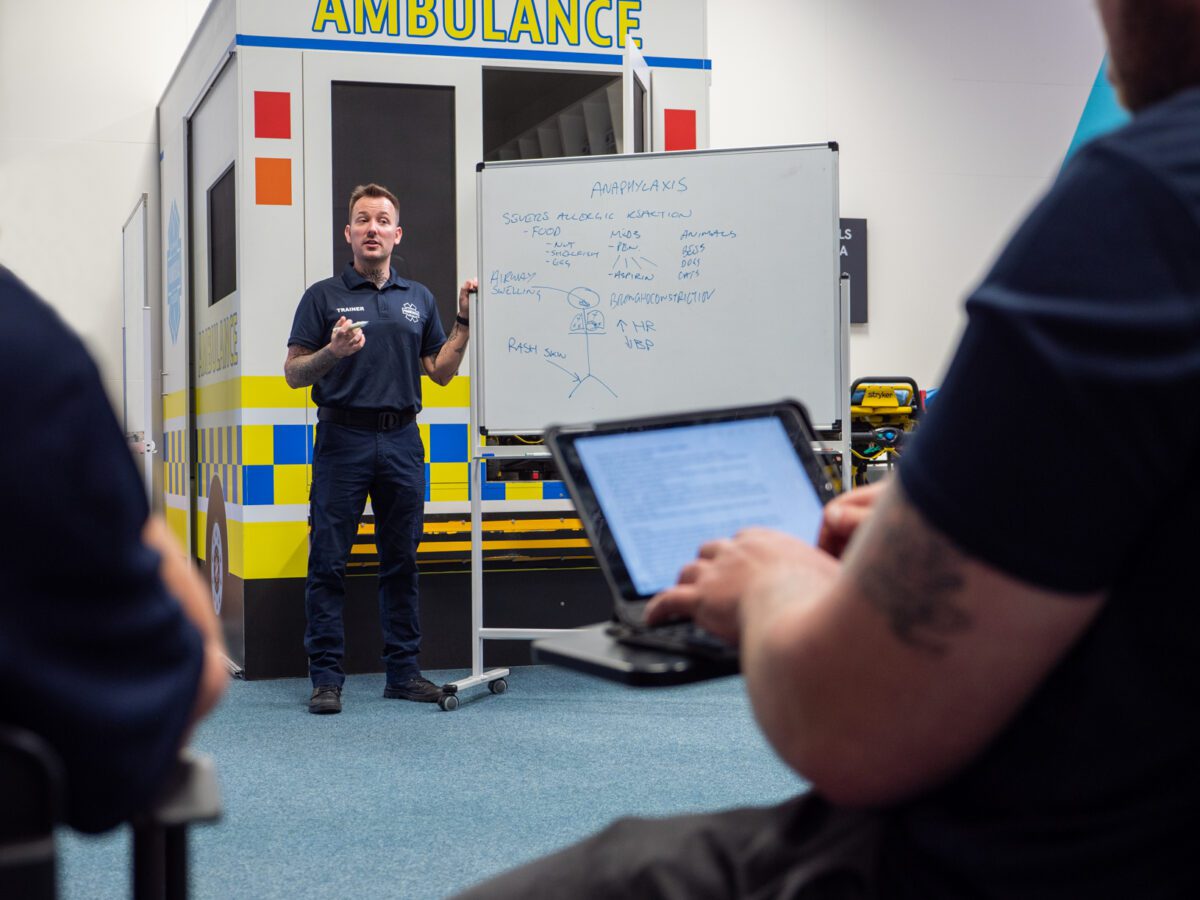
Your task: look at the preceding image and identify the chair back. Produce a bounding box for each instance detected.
[0,724,64,899]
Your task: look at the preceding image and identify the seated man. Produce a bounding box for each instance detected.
[453,0,1200,896]
[0,266,227,833]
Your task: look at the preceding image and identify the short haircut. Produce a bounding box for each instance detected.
[347,183,399,223]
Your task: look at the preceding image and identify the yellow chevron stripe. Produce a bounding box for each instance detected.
[353,518,584,538]
[164,391,186,421]
[422,375,469,407]
[165,373,471,426]
[172,375,471,416]
[426,518,584,534]
[351,538,591,555]
[195,378,239,416]
[241,375,311,409]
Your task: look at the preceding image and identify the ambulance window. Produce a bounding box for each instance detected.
[483,69,620,161]
[207,163,236,306]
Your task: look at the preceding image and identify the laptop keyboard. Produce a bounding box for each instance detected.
[607,621,739,664]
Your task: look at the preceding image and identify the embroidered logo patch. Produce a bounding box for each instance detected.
[402,302,420,323]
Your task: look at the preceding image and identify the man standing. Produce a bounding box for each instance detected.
[454,0,1200,895]
[286,183,477,714]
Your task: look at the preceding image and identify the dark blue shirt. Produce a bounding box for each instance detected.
[0,267,203,833]
[888,87,1200,897]
[288,264,447,412]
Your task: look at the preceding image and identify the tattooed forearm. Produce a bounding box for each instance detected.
[426,323,468,384]
[846,485,973,656]
[285,345,336,389]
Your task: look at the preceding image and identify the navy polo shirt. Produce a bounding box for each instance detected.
[884,86,1200,897]
[0,266,204,833]
[288,263,447,412]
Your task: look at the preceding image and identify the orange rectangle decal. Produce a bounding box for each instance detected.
[256,157,292,205]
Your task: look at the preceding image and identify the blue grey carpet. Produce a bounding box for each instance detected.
[59,666,806,899]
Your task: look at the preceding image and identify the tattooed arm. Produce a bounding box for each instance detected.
[284,317,364,389]
[647,478,1104,808]
[422,318,468,386]
[422,278,478,386]
[737,480,1104,808]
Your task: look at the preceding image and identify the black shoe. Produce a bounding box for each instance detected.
[309,684,342,714]
[383,675,444,703]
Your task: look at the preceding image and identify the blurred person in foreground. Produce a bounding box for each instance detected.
[454,1,1200,896]
[0,265,227,833]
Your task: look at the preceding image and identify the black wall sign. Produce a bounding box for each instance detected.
[840,218,868,324]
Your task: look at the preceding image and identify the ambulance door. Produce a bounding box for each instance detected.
[187,55,240,570]
[302,54,483,333]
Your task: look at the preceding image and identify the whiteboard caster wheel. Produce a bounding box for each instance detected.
[438,694,460,711]
[488,678,508,695]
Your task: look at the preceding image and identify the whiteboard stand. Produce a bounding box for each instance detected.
[444,441,582,712]
[437,295,581,711]
[444,146,849,707]
[436,328,510,711]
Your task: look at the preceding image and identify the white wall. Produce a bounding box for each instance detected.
[0,0,211,408]
[708,0,1107,391]
[1,0,1109,403]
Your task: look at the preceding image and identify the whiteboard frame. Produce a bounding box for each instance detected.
[473,143,846,435]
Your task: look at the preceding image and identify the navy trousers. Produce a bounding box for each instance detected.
[305,420,426,687]
[450,794,881,899]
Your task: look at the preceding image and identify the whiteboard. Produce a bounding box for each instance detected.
[475,144,842,432]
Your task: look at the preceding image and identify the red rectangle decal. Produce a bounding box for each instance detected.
[664,109,697,151]
[254,91,291,140]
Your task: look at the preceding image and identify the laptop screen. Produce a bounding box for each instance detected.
[572,416,827,596]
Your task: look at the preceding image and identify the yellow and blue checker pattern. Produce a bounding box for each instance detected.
[163,428,188,495]
[168,424,317,504]
[167,422,569,503]
[238,424,314,505]
[425,422,469,501]
[196,425,242,503]
[423,424,568,501]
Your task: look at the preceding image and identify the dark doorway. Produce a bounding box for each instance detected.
[331,82,458,331]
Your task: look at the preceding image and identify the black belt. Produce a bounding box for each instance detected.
[317,406,416,431]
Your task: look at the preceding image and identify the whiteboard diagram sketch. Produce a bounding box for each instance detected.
[525,285,619,399]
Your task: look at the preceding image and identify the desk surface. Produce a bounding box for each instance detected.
[532,623,740,686]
